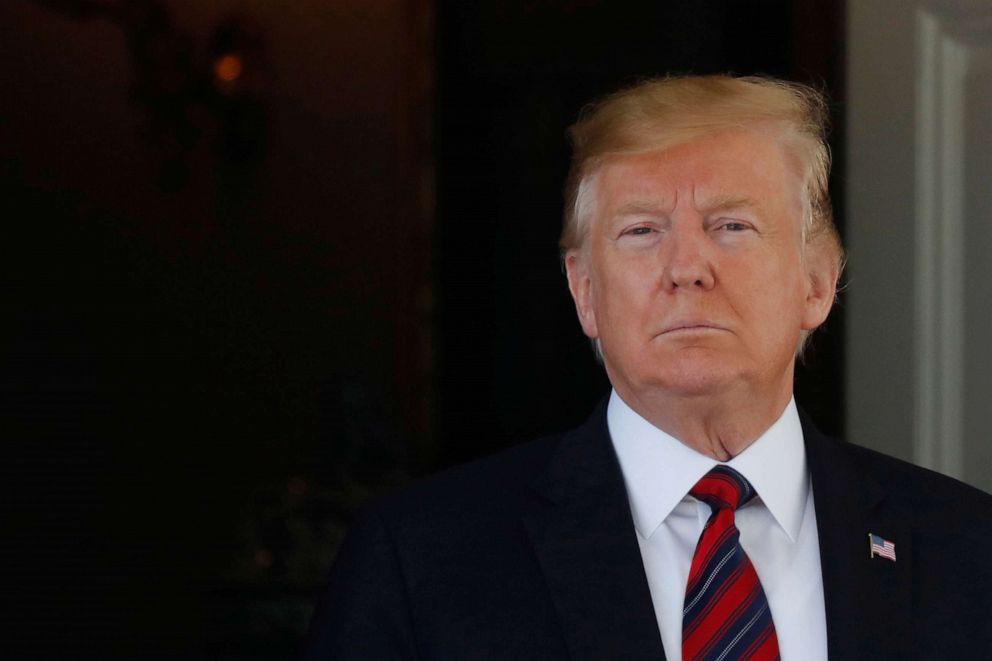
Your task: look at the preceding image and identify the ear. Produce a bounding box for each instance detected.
[565,250,599,339]
[800,242,840,331]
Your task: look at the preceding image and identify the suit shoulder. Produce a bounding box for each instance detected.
[842,440,991,499]
[833,438,992,532]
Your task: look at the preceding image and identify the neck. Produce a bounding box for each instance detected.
[614,380,794,461]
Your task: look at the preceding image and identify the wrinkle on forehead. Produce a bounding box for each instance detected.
[695,193,761,213]
[612,198,672,218]
[611,193,762,219]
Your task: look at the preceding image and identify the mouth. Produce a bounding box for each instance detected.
[659,322,726,335]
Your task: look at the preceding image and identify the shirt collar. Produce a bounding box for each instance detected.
[607,389,808,542]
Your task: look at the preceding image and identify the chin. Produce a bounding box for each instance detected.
[642,354,741,398]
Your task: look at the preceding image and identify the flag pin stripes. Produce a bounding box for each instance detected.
[868,533,897,561]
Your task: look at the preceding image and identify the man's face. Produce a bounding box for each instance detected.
[566,128,835,406]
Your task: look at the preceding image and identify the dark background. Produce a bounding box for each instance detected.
[3,0,844,658]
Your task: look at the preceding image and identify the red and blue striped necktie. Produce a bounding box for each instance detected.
[682,465,780,661]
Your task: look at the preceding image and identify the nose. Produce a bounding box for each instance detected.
[661,227,715,291]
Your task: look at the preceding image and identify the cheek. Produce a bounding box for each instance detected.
[593,269,653,333]
[729,262,807,328]
[736,246,804,293]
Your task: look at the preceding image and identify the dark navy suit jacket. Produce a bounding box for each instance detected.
[303,400,992,659]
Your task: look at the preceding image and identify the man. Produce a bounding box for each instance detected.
[304,76,992,660]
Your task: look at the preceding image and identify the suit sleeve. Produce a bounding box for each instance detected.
[301,508,420,660]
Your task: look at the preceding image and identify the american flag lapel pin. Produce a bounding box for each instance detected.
[868,533,897,561]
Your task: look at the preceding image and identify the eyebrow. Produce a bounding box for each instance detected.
[612,201,669,217]
[612,194,760,217]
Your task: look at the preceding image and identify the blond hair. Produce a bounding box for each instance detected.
[560,75,843,270]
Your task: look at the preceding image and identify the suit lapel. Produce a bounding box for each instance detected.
[802,418,914,659]
[523,403,918,659]
[522,402,665,660]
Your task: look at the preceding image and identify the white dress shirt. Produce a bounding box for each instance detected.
[607,389,828,661]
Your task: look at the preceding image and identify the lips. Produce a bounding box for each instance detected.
[659,321,726,335]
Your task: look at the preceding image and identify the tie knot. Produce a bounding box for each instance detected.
[689,465,756,511]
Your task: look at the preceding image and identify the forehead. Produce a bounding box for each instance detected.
[592,128,803,215]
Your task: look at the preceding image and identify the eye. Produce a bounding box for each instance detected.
[615,223,663,248]
[619,222,663,238]
[717,221,752,232]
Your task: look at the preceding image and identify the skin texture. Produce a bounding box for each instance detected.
[566,128,838,460]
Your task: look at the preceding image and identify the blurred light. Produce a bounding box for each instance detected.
[214,54,243,83]
[254,548,274,568]
[287,476,307,496]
